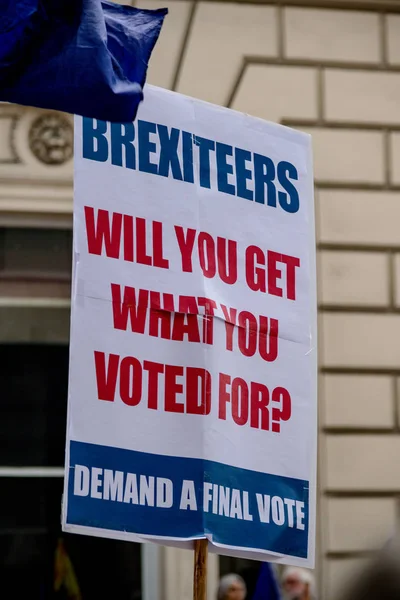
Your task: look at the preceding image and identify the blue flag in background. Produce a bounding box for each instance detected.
[252,563,282,600]
[0,0,167,121]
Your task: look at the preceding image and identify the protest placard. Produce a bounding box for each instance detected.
[62,85,317,567]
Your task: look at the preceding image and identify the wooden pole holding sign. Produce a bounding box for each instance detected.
[304,582,311,600]
[193,539,208,600]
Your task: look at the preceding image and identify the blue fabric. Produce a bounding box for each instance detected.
[0,0,167,121]
[252,563,282,600]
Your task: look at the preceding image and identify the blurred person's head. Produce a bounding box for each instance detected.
[340,537,400,600]
[281,567,314,600]
[217,573,246,600]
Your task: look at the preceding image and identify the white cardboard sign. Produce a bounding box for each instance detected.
[62,85,317,567]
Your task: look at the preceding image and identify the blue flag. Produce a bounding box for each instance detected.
[0,0,167,121]
[252,563,282,600]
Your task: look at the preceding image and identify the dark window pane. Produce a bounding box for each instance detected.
[0,307,70,343]
[0,344,69,466]
[0,228,72,277]
[0,478,62,530]
[0,478,142,599]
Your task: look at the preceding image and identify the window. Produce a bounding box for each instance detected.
[0,228,72,276]
[0,344,69,466]
[0,344,143,598]
[0,227,142,598]
[0,227,72,300]
[0,478,142,598]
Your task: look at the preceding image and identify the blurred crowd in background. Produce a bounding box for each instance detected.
[217,535,400,600]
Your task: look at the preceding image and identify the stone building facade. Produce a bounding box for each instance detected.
[1,0,400,597]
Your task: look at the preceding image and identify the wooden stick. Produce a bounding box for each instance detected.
[304,582,311,600]
[193,538,208,600]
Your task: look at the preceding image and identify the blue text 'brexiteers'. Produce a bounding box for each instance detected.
[82,118,300,214]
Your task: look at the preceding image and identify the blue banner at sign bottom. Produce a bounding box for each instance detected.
[66,441,309,559]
